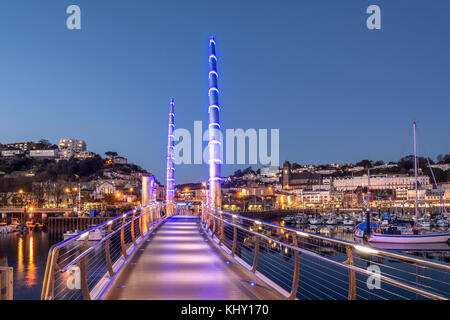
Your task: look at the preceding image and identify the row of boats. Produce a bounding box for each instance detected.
[283,212,363,226]
[283,212,449,229]
[282,210,450,244]
[0,219,46,234]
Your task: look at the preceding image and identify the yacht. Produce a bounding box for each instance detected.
[436,218,449,228]
[309,216,323,225]
[367,123,450,244]
[416,218,431,229]
[295,214,309,225]
[343,216,355,226]
[283,215,296,225]
[325,214,337,225]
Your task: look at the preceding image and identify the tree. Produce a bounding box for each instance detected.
[105,151,118,159]
[292,163,302,169]
[356,160,372,168]
[373,160,384,166]
[32,182,46,207]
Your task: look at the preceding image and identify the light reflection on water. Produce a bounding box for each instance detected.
[0,231,54,300]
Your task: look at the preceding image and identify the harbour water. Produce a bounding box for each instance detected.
[0,232,57,300]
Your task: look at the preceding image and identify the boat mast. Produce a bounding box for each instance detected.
[413,122,419,225]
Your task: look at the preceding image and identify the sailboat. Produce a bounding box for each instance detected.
[367,122,450,244]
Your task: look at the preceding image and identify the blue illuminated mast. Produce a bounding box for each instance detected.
[208,36,222,208]
[166,98,175,213]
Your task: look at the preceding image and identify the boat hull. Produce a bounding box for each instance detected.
[368,232,450,243]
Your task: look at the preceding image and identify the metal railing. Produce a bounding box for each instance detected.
[202,204,450,300]
[41,202,172,300]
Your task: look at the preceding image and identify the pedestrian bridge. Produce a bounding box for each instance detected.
[41,202,450,300]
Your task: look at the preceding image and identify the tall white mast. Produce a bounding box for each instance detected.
[413,122,419,224]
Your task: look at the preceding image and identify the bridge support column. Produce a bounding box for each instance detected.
[207,36,222,210]
[166,98,175,216]
[141,175,156,206]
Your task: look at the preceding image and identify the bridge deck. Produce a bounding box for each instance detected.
[106,215,280,300]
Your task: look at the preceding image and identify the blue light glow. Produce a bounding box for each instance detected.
[249,282,256,287]
[209,122,221,128]
[208,104,220,112]
[208,87,219,96]
[209,70,218,78]
[208,158,223,164]
[209,54,217,62]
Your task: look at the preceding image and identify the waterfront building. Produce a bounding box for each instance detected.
[1,149,24,157]
[73,151,95,159]
[258,166,280,183]
[333,174,430,191]
[430,163,450,171]
[59,138,87,159]
[59,138,86,152]
[29,149,59,158]
[4,141,34,151]
[282,161,321,190]
[113,156,127,164]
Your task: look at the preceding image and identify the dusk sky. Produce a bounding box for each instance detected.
[1,1,449,184]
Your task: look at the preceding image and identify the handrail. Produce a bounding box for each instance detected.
[202,204,450,300]
[41,202,170,300]
[208,206,450,272]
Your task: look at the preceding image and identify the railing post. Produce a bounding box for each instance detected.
[120,215,128,259]
[105,223,114,277]
[131,211,136,246]
[201,203,205,225]
[146,207,153,231]
[79,234,91,300]
[231,215,237,256]
[345,245,356,300]
[42,247,60,300]
[289,232,300,300]
[150,206,154,227]
[212,211,217,237]
[252,235,260,273]
[219,212,224,246]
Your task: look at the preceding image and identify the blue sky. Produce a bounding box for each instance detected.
[0,1,449,183]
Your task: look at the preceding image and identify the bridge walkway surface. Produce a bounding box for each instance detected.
[105,215,280,300]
